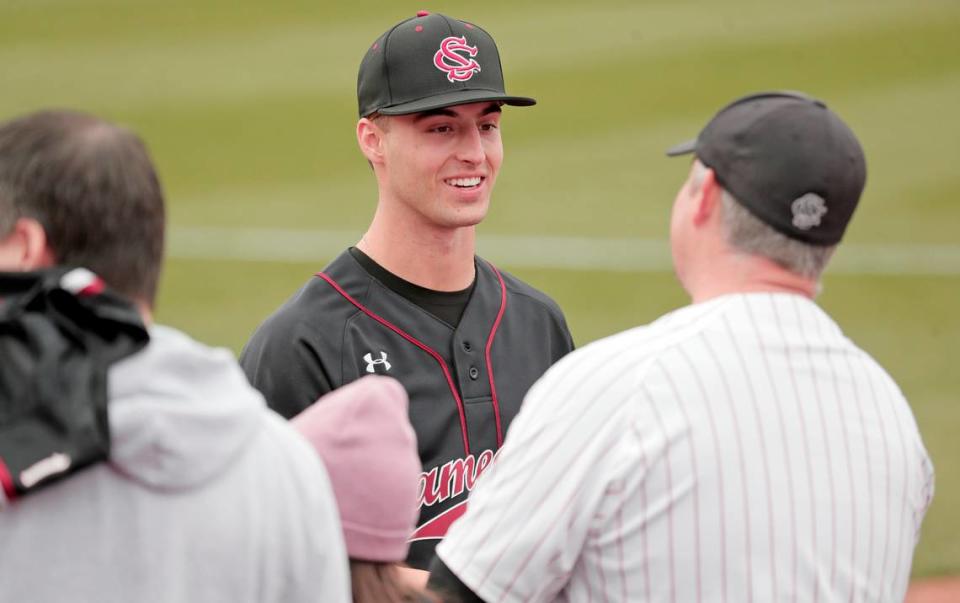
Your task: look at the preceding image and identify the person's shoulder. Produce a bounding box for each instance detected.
[257,277,337,329]
[545,297,738,382]
[110,324,324,486]
[249,253,373,340]
[258,409,326,473]
[612,294,734,341]
[481,261,566,318]
[127,324,243,380]
[644,295,737,339]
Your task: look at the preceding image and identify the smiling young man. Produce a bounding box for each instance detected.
[241,12,574,570]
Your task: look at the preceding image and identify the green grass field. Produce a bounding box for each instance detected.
[2,0,958,578]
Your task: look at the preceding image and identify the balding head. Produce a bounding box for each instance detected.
[0,110,165,306]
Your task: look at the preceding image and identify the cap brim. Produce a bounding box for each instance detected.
[665,138,697,157]
[376,89,536,115]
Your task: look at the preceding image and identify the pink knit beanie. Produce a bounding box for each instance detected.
[291,375,421,562]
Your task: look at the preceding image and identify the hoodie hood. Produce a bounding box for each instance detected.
[107,325,264,490]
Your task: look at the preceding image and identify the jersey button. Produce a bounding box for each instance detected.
[462,341,472,352]
[468,366,480,380]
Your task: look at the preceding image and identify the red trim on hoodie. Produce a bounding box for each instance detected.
[0,457,17,501]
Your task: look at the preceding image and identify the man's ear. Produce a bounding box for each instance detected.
[692,167,722,227]
[0,217,56,270]
[356,118,387,166]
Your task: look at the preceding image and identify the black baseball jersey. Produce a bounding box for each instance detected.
[240,249,574,569]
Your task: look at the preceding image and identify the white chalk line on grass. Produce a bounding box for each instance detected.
[168,226,960,276]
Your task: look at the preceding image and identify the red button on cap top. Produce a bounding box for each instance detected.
[416,10,430,17]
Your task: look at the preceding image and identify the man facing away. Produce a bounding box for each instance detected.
[0,110,350,602]
[241,11,574,569]
[428,92,935,602]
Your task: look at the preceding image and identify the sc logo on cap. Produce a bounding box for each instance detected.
[434,36,481,82]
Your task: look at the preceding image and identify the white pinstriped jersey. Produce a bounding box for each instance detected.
[437,293,934,603]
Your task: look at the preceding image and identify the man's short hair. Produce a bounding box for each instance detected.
[720,192,835,279]
[692,161,835,280]
[0,110,165,305]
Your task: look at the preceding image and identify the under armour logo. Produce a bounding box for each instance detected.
[791,193,828,230]
[364,351,392,373]
[433,36,481,82]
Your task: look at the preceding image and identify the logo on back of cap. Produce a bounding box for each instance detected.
[434,36,481,82]
[791,193,828,230]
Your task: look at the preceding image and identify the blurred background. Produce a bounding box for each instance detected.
[1,0,957,579]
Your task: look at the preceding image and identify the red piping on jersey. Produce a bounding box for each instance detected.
[0,457,16,501]
[484,261,506,447]
[315,272,471,457]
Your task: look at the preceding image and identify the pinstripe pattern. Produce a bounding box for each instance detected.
[677,344,729,602]
[879,368,912,598]
[643,383,679,603]
[636,424,652,602]
[771,297,821,602]
[791,295,839,601]
[724,312,777,599]
[840,345,874,602]
[436,293,934,603]
[660,363,702,602]
[701,332,756,602]
[745,297,797,600]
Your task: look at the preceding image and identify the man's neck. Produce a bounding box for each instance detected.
[687,253,818,304]
[357,208,477,292]
[136,300,154,327]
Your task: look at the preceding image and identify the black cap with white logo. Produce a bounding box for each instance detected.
[666,91,867,246]
[357,11,536,118]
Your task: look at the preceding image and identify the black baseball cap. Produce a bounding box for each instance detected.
[357,11,536,118]
[666,91,866,246]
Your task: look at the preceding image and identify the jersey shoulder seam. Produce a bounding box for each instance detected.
[335,277,374,388]
[498,282,569,328]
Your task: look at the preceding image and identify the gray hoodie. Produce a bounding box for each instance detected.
[0,325,350,602]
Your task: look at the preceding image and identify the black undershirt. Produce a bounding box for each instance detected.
[348,247,475,328]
